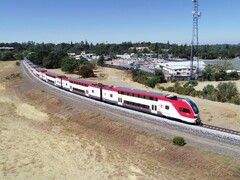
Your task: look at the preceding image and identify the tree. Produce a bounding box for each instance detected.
[216,82,239,102]
[145,77,160,88]
[1,52,14,61]
[27,52,38,64]
[228,71,239,80]
[154,69,165,83]
[79,65,94,78]
[215,67,227,81]
[97,55,104,66]
[14,53,23,60]
[61,57,79,73]
[202,66,216,81]
[202,85,217,100]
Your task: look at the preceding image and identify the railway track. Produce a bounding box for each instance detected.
[22,61,240,138]
[201,123,240,136]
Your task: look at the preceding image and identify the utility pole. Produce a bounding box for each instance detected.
[190,0,202,79]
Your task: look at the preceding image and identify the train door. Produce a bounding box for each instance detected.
[70,85,73,92]
[151,104,158,114]
[86,89,89,97]
[118,97,123,106]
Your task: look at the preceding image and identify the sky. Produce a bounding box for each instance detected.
[0,0,239,45]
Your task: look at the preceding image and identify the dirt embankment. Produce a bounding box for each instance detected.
[0,61,240,179]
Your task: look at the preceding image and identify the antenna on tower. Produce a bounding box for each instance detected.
[190,0,202,79]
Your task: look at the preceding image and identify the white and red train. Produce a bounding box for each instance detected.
[24,59,201,124]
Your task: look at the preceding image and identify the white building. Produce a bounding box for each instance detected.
[116,53,131,60]
[153,60,206,81]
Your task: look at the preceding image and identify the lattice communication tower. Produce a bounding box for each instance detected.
[190,0,202,79]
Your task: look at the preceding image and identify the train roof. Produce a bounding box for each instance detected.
[67,77,95,84]
[35,68,47,72]
[45,71,66,77]
[114,86,183,100]
[31,64,38,68]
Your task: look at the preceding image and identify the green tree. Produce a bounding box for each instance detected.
[145,77,160,88]
[14,53,23,60]
[97,55,105,66]
[61,57,79,73]
[154,69,165,83]
[228,71,239,80]
[202,66,216,81]
[216,82,239,102]
[183,80,198,88]
[202,85,217,100]
[27,52,38,64]
[215,67,227,81]
[1,52,14,61]
[79,56,90,65]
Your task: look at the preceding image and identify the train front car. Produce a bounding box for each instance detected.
[172,97,200,124]
[184,98,201,124]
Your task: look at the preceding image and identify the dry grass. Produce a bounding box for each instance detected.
[0,61,240,179]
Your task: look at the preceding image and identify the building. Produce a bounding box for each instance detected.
[0,47,14,51]
[154,61,206,81]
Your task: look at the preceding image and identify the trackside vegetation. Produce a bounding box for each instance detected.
[202,63,239,81]
[173,136,186,146]
[132,69,165,88]
[158,81,240,105]
[61,57,95,78]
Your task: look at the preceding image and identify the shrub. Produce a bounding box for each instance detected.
[216,82,239,102]
[5,73,21,80]
[173,136,186,146]
[166,86,175,92]
[145,77,160,88]
[228,71,239,80]
[79,65,94,78]
[16,60,20,66]
[157,86,165,91]
[183,80,198,88]
[202,85,217,99]
[230,96,240,105]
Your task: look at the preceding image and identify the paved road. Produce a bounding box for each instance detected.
[21,62,240,158]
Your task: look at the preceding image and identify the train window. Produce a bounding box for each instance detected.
[92,90,94,93]
[118,98,122,103]
[110,94,113,98]
[165,105,169,110]
[179,108,190,114]
[155,105,157,111]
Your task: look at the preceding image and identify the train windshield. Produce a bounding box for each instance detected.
[186,98,199,114]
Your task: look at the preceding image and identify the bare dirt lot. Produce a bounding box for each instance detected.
[1,61,240,179]
[49,66,240,131]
